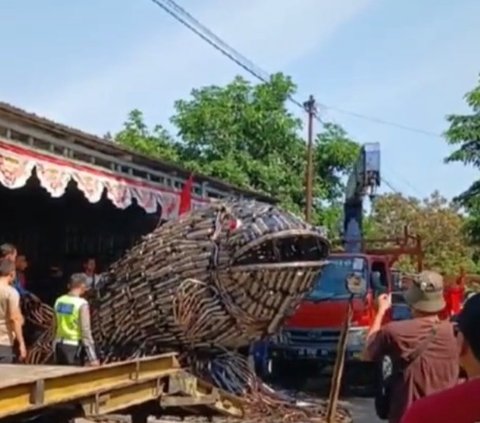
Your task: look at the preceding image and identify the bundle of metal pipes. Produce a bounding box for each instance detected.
[22,200,351,422]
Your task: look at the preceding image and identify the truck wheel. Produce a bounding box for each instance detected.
[267,358,273,375]
[382,355,393,380]
[373,355,393,397]
[372,355,395,418]
[265,357,281,382]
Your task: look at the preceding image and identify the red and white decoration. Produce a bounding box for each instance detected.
[0,139,208,218]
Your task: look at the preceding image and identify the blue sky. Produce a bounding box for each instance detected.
[1,0,479,199]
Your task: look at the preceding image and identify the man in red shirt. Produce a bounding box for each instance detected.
[401,293,480,423]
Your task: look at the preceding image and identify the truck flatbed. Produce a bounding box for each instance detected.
[0,353,243,422]
[0,363,90,388]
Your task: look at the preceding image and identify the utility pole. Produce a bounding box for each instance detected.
[304,95,317,223]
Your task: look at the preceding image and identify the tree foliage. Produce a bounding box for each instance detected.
[462,199,480,247]
[116,109,179,162]
[367,192,475,274]
[445,74,480,205]
[171,74,306,213]
[315,123,360,201]
[115,73,360,229]
[444,74,480,246]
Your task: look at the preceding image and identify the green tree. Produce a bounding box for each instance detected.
[367,192,475,274]
[315,123,360,201]
[114,73,360,231]
[445,74,480,203]
[171,74,360,224]
[463,199,480,246]
[313,123,360,233]
[171,73,306,213]
[116,109,180,162]
[444,74,480,245]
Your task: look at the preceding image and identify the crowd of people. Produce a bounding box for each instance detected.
[0,242,101,366]
[363,270,480,422]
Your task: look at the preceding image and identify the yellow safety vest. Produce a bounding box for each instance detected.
[54,294,88,343]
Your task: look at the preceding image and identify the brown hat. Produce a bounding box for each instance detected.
[404,270,446,313]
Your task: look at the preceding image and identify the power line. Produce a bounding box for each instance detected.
[148,0,311,115]
[322,106,442,138]
[380,177,424,215]
[147,0,427,197]
[381,176,416,200]
[148,0,442,137]
[381,177,403,195]
[386,168,425,197]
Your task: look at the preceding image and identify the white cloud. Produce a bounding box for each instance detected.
[32,0,373,135]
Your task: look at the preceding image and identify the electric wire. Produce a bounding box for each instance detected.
[147,0,426,195]
[380,177,422,213]
[324,105,442,138]
[148,0,321,119]
[148,0,442,137]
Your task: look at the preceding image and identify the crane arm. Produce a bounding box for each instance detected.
[343,142,381,253]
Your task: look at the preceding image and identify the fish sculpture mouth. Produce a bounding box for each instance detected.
[205,228,330,342]
[230,228,330,270]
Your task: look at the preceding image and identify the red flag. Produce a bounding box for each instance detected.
[179,174,193,215]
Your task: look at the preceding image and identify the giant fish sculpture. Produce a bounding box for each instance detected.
[23,201,355,422]
[27,200,330,363]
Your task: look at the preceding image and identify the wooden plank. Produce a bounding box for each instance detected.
[0,354,181,419]
[0,364,88,389]
[0,353,179,389]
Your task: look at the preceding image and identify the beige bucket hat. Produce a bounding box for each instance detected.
[404,270,446,313]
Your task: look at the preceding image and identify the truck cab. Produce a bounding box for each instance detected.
[264,253,392,377]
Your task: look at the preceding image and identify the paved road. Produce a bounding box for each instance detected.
[276,387,381,422]
[341,397,382,423]
[275,376,382,423]
[79,398,380,423]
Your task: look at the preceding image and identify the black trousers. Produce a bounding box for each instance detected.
[55,343,85,366]
[0,345,14,364]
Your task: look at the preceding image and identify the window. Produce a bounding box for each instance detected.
[307,256,368,301]
[371,260,388,294]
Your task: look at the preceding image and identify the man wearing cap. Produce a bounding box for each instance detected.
[363,270,458,423]
[401,293,480,422]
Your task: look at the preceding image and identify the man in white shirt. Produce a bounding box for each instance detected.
[81,257,102,290]
[0,259,26,363]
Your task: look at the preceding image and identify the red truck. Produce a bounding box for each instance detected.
[263,229,425,381]
[255,143,464,384]
[262,231,465,384]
